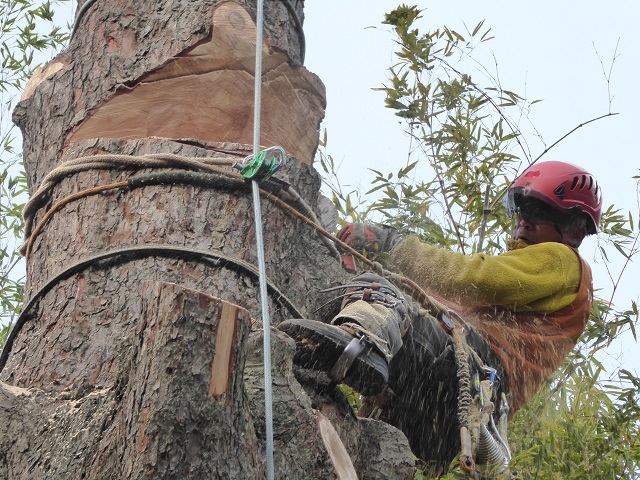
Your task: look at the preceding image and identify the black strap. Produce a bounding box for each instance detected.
[0,244,302,372]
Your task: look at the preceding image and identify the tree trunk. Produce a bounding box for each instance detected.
[0,1,416,478]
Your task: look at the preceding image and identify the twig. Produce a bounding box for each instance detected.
[0,256,21,286]
[435,54,532,163]
[476,185,491,252]
[592,39,620,114]
[417,141,467,254]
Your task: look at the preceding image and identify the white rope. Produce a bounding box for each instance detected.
[251,1,275,478]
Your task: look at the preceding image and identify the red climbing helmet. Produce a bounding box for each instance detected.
[506,160,602,234]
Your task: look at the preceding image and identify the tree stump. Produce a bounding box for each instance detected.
[0,1,417,478]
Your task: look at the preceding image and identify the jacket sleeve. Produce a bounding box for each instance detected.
[389,236,582,313]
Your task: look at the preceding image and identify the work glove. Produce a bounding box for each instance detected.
[336,222,403,273]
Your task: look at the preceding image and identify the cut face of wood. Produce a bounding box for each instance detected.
[68,2,326,164]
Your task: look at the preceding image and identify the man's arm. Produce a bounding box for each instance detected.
[390,236,582,313]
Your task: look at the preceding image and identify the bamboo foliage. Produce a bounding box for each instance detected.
[0,0,68,346]
[319,5,639,479]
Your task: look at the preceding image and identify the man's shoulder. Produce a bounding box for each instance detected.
[535,242,584,261]
[509,240,577,254]
[505,241,583,264]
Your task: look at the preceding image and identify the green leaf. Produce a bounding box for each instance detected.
[397,160,419,178]
[471,20,485,37]
[450,30,465,42]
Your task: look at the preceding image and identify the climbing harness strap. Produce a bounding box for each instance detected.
[447,313,512,479]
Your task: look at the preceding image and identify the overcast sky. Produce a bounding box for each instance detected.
[303,1,639,374]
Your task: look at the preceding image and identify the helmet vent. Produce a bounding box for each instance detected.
[580,175,587,189]
[554,184,565,199]
[570,176,579,190]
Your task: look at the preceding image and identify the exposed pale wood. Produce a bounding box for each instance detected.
[209,301,240,397]
[14,0,313,192]
[48,3,325,170]
[319,415,359,480]
[20,61,65,101]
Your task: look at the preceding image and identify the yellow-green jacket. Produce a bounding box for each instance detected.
[390,236,593,412]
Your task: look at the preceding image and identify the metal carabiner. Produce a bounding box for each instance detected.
[237,146,287,182]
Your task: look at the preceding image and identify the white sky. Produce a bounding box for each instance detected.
[303,1,640,377]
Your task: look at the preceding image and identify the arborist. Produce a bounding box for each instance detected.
[279,160,602,474]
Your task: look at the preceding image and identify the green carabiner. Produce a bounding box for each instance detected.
[240,151,280,182]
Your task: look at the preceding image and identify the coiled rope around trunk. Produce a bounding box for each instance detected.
[21,153,340,260]
[21,151,461,325]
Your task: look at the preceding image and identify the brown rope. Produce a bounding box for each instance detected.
[22,153,342,259]
[22,153,238,250]
[24,176,343,263]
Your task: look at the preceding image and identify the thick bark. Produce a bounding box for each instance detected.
[0,1,417,478]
